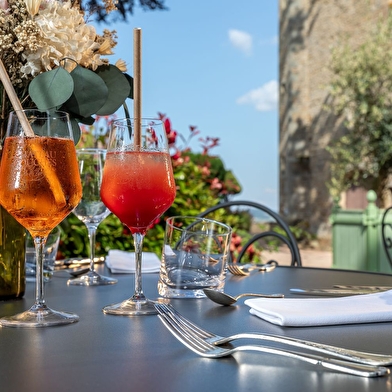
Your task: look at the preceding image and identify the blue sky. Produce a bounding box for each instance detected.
[94,0,279,210]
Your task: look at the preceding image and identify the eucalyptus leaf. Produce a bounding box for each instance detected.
[124,73,134,99]
[76,116,95,125]
[63,65,108,118]
[29,68,74,110]
[70,117,82,145]
[123,100,131,120]
[95,65,131,115]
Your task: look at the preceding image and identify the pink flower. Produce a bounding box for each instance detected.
[201,166,210,176]
[189,125,200,137]
[210,178,223,190]
[0,0,9,10]
[162,117,177,145]
[171,147,181,161]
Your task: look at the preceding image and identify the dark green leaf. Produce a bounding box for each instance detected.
[124,73,134,99]
[70,118,81,145]
[95,65,131,115]
[77,116,95,125]
[29,68,74,110]
[63,65,108,118]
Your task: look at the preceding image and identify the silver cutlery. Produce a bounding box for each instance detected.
[54,256,105,269]
[334,285,392,291]
[26,265,90,279]
[227,264,254,276]
[227,261,277,276]
[54,267,90,278]
[289,288,381,296]
[203,288,284,306]
[155,303,392,367]
[155,304,389,377]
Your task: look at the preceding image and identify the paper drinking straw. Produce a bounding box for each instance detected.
[133,28,142,148]
[0,59,34,137]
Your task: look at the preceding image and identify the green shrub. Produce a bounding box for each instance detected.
[326,13,392,203]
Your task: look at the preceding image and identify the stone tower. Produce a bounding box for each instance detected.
[279,0,389,241]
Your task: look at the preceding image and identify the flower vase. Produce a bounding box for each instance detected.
[0,206,26,299]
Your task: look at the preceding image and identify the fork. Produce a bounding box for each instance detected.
[155,303,392,367]
[227,264,252,276]
[227,261,277,276]
[155,304,389,377]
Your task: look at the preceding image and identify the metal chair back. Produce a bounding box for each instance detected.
[381,206,392,269]
[197,200,302,267]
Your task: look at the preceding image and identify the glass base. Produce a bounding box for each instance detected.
[67,270,118,286]
[103,297,159,316]
[0,303,79,328]
[157,280,210,299]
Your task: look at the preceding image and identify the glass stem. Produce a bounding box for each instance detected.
[87,225,97,272]
[34,236,47,308]
[132,232,145,301]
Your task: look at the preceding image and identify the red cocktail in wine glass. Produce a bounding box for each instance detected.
[100,118,176,315]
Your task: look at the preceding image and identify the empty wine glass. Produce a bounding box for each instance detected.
[68,148,117,286]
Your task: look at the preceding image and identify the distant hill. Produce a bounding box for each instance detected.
[252,209,275,222]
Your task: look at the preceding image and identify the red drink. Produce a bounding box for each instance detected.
[101,150,176,234]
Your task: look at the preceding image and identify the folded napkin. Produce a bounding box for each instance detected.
[106,250,161,273]
[245,289,392,327]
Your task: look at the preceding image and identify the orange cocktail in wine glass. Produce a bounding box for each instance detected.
[0,110,82,327]
[101,118,176,315]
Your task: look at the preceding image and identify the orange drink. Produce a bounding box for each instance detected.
[0,109,82,328]
[0,136,82,238]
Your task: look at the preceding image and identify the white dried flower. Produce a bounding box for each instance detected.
[24,0,41,16]
[20,0,109,76]
[115,58,127,72]
[98,38,114,55]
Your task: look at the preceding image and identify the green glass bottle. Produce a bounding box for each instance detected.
[0,206,26,299]
[0,95,27,299]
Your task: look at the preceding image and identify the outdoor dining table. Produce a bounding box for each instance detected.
[1,264,392,392]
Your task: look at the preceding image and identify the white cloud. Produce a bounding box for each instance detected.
[228,29,252,55]
[236,80,278,112]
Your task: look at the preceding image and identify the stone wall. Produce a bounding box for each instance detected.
[279,0,389,240]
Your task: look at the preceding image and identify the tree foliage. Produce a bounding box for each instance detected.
[326,12,392,202]
[83,0,167,22]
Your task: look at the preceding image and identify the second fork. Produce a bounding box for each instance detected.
[155,304,390,378]
[155,303,392,367]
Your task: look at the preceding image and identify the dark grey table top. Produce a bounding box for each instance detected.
[1,265,392,392]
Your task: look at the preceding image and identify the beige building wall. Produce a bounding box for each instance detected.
[279,0,389,240]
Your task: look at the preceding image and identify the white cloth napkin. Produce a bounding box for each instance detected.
[105,250,161,273]
[245,289,392,327]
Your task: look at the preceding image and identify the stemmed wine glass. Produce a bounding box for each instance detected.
[100,118,176,315]
[68,148,117,286]
[0,109,82,327]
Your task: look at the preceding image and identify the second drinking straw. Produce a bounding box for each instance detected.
[133,28,142,149]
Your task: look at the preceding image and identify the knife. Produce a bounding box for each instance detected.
[289,288,381,296]
[54,256,105,269]
[334,285,392,291]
